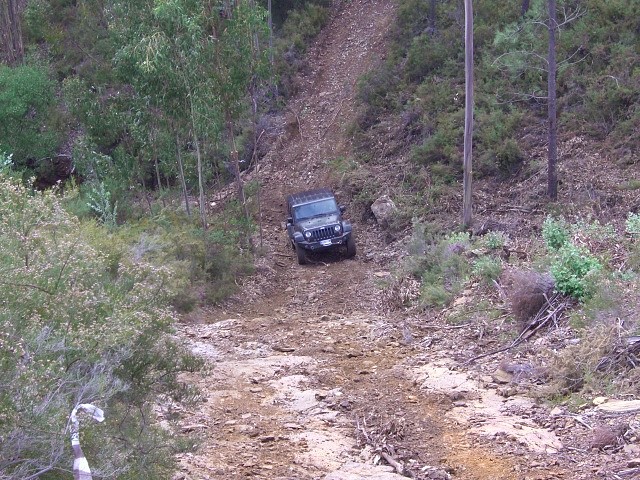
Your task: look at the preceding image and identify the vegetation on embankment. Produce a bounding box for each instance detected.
[346,0,639,214]
[0,172,204,478]
[348,0,640,406]
[0,1,330,477]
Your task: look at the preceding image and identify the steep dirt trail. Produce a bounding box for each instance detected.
[172,2,572,479]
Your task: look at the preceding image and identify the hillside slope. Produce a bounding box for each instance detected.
[172,1,640,479]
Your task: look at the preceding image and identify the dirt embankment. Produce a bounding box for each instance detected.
[169,1,640,479]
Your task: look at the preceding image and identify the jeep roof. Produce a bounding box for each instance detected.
[286,188,336,211]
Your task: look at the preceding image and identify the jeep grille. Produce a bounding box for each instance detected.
[309,226,338,241]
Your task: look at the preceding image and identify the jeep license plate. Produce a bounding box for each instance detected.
[320,239,332,247]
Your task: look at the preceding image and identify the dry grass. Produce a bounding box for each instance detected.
[542,322,640,396]
[503,268,555,326]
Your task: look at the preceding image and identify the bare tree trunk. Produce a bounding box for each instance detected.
[175,132,191,217]
[188,98,207,230]
[429,0,437,34]
[268,0,273,65]
[0,0,24,66]
[151,125,166,207]
[547,0,558,200]
[227,114,249,222]
[462,0,474,228]
[138,157,154,214]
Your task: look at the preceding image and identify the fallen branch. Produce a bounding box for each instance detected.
[380,451,405,476]
[614,467,640,478]
[464,292,570,365]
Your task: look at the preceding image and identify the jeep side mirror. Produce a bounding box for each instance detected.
[286,217,293,225]
[339,205,346,213]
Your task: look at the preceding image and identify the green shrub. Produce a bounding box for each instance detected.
[0,151,12,173]
[86,181,118,228]
[356,68,398,129]
[550,243,602,299]
[408,231,472,307]
[626,212,640,236]
[0,174,200,479]
[422,283,451,307]
[405,33,452,82]
[0,65,58,167]
[542,216,570,250]
[281,3,329,51]
[274,2,329,97]
[481,231,508,250]
[473,256,503,284]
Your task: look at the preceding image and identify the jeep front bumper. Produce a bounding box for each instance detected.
[297,233,351,251]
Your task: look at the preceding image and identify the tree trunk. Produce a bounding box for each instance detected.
[462,0,474,228]
[547,0,558,200]
[0,0,24,66]
[268,0,273,65]
[188,97,207,229]
[429,0,437,34]
[176,132,191,217]
[227,114,249,222]
[151,126,166,207]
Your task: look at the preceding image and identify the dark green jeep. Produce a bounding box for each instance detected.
[285,188,356,265]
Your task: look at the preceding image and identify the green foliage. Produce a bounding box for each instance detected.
[353,0,640,196]
[22,0,53,43]
[86,181,118,228]
[550,243,602,300]
[0,174,200,479]
[402,228,472,307]
[0,65,58,167]
[63,77,131,151]
[473,256,503,284]
[405,32,459,82]
[542,216,570,250]
[0,151,12,173]
[475,107,524,175]
[119,204,256,311]
[481,231,508,250]
[542,216,604,299]
[355,68,399,129]
[626,212,640,236]
[273,1,330,97]
[281,3,328,53]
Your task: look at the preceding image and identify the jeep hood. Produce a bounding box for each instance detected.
[299,214,340,229]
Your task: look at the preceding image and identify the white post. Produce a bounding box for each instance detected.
[69,404,105,480]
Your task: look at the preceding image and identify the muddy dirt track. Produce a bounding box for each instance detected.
[168,1,638,479]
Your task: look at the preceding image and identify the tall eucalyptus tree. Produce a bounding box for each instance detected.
[0,0,24,66]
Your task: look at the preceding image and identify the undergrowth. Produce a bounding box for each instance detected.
[388,214,640,401]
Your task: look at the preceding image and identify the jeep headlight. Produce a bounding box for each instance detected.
[304,231,312,239]
[334,224,342,233]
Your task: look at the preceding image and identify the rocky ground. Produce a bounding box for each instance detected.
[167,1,640,478]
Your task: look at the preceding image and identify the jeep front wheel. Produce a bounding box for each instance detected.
[346,235,356,258]
[295,243,307,265]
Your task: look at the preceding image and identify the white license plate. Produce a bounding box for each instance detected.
[320,239,332,246]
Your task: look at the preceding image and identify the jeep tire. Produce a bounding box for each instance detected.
[295,243,307,265]
[346,235,356,258]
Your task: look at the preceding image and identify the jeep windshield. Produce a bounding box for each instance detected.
[293,199,338,222]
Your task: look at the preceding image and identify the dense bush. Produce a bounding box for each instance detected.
[401,228,473,307]
[0,65,59,171]
[273,1,330,97]
[352,0,640,194]
[542,216,604,300]
[550,243,602,299]
[542,216,570,250]
[0,175,201,479]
